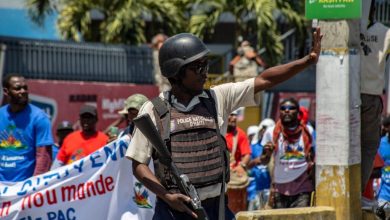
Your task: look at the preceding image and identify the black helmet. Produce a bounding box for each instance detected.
[159,33,210,78]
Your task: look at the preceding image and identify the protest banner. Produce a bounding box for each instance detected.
[0,136,155,220]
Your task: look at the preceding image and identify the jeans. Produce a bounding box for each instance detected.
[247,189,270,210]
[361,94,382,192]
[153,195,235,220]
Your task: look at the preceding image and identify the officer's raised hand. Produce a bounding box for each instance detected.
[307,27,323,65]
[253,26,323,93]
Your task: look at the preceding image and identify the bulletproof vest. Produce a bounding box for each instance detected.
[152,91,228,192]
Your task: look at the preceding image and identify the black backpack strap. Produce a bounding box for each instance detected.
[151,96,171,142]
[200,89,227,220]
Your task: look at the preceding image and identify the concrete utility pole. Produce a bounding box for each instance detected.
[314,1,375,219]
[237,1,371,219]
[315,19,362,220]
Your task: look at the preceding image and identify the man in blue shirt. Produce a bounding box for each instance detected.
[0,73,54,182]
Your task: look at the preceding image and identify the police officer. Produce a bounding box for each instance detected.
[126,28,322,220]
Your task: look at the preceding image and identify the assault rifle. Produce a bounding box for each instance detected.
[133,114,209,220]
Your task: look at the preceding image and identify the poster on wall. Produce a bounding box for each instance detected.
[26,79,159,133]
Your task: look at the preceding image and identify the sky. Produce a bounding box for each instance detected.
[0,0,59,40]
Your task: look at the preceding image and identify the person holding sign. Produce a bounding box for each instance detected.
[0,73,54,181]
[52,105,108,168]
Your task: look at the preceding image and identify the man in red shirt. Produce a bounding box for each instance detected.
[52,105,108,168]
[225,110,251,176]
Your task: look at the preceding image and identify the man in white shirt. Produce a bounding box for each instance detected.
[260,98,314,208]
[126,29,322,219]
[360,0,390,193]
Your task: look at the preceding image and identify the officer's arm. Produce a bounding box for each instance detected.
[33,146,52,176]
[132,160,169,197]
[254,27,322,94]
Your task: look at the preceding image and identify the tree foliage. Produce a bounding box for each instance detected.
[62,0,186,44]
[26,0,53,26]
[187,0,306,65]
[26,0,306,63]
[27,0,186,44]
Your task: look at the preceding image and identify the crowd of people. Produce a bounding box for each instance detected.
[3,71,390,217]
[0,72,319,213]
[224,100,316,212]
[124,25,322,219]
[0,73,149,181]
[1,1,390,219]
[0,27,321,219]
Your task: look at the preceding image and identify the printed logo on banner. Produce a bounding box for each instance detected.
[133,182,153,209]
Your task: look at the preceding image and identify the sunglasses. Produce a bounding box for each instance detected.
[280,105,297,111]
[187,59,209,75]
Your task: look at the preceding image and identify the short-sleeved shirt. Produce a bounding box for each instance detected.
[126,78,261,200]
[261,126,313,195]
[0,104,54,182]
[247,141,271,200]
[360,22,390,95]
[225,126,251,167]
[56,131,108,164]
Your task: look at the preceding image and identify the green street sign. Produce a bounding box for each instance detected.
[305,0,361,19]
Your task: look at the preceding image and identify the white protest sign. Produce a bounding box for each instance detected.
[0,136,155,220]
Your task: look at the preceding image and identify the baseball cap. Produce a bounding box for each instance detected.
[79,105,97,116]
[118,94,149,115]
[57,120,73,131]
[259,118,275,129]
[247,125,259,136]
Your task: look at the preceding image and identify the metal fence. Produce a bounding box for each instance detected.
[376,0,390,26]
[0,36,154,84]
